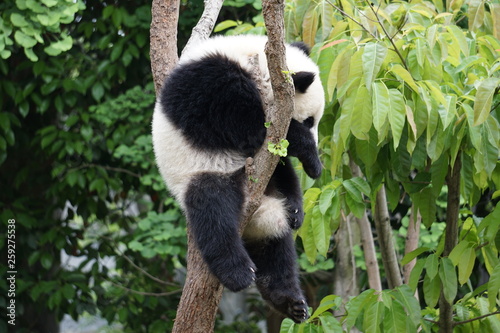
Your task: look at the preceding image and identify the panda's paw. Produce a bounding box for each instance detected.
[268,292,309,323]
[287,204,304,230]
[217,263,256,292]
[288,298,309,323]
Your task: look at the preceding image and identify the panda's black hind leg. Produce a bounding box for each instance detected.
[245,232,309,323]
[185,171,256,292]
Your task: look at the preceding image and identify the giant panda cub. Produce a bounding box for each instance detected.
[152,34,324,322]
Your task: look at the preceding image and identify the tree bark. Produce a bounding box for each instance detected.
[403,204,421,286]
[333,213,360,316]
[439,154,462,333]
[181,0,225,56]
[374,185,403,289]
[149,0,296,331]
[350,160,382,291]
[150,0,180,93]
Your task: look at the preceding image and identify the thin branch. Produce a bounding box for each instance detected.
[182,0,225,55]
[453,311,500,326]
[364,0,409,70]
[106,279,182,297]
[112,243,179,287]
[69,163,142,178]
[325,0,377,39]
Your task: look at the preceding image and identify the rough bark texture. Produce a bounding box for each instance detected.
[403,205,421,286]
[150,0,180,93]
[439,155,462,333]
[149,0,295,331]
[374,186,403,289]
[333,214,360,316]
[350,160,382,291]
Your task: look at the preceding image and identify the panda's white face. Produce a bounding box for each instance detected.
[180,35,324,144]
[293,76,324,145]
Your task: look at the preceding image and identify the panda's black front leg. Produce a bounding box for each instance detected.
[184,170,256,292]
[245,233,309,323]
[286,119,322,179]
[272,157,304,230]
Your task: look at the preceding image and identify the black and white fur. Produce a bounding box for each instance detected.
[152,35,324,322]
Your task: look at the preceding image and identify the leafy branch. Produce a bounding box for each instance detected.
[325,0,409,70]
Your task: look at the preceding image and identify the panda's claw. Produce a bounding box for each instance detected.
[288,204,304,230]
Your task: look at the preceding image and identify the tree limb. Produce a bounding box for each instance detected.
[374,185,403,289]
[149,0,295,331]
[150,0,180,93]
[182,0,225,56]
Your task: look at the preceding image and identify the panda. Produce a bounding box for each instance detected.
[152,34,324,323]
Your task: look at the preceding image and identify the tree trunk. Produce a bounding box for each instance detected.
[403,205,421,283]
[172,231,224,332]
[150,0,180,93]
[374,185,403,289]
[350,160,382,291]
[149,0,296,331]
[333,214,360,314]
[439,155,461,333]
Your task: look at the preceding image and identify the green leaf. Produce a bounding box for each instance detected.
[401,247,430,266]
[351,84,372,140]
[24,47,38,62]
[390,64,419,92]
[488,263,500,311]
[468,0,485,32]
[41,252,53,269]
[439,258,457,304]
[14,30,36,48]
[318,186,335,215]
[345,289,377,330]
[214,20,238,33]
[457,246,475,285]
[298,212,316,264]
[91,82,105,101]
[311,205,328,256]
[318,312,343,332]
[388,89,406,150]
[408,258,425,292]
[310,295,341,320]
[61,284,75,299]
[362,43,387,90]
[280,318,295,333]
[449,240,473,266]
[425,253,439,279]
[303,187,321,212]
[383,300,407,333]
[363,300,385,333]
[343,179,362,203]
[372,82,390,142]
[411,187,436,227]
[423,273,440,308]
[474,78,500,126]
[10,13,29,27]
[392,285,421,326]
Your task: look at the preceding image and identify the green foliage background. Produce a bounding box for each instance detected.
[0,0,202,332]
[1,0,500,332]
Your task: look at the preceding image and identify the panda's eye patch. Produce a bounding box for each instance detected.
[303,117,314,128]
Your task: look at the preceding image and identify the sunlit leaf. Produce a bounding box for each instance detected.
[362,43,387,90]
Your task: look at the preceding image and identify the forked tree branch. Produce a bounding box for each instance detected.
[150,0,295,331]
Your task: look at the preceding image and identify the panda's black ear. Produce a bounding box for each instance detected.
[292,72,315,93]
[290,42,311,56]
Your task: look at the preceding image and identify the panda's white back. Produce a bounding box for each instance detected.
[179,35,324,141]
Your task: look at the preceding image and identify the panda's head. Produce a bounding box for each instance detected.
[286,42,325,146]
